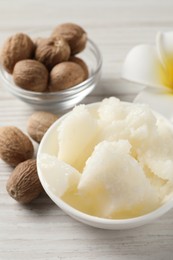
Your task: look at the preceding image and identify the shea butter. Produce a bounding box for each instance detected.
[39,98,173,219]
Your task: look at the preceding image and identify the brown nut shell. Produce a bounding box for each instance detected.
[34,37,45,48]
[35,36,70,70]
[69,56,89,80]
[1,33,35,74]
[51,23,87,55]
[49,61,85,91]
[27,111,58,143]
[13,60,49,92]
[6,159,43,204]
[0,126,34,167]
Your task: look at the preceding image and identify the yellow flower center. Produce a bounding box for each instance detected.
[159,58,173,90]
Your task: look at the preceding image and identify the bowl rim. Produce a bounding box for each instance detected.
[0,38,102,97]
[37,101,173,227]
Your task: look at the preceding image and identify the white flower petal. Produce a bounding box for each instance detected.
[157,31,173,88]
[122,44,166,88]
[157,31,173,65]
[134,88,173,120]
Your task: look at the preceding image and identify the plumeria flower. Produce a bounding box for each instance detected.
[122,31,173,120]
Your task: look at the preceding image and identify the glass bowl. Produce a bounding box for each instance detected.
[0,33,102,111]
[37,102,173,230]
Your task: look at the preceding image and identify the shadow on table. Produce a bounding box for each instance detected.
[74,211,173,259]
[21,190,58,214]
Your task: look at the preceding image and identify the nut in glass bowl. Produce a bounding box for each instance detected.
[0,29,102,111]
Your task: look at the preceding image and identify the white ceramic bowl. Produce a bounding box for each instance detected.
[37,102,173,230]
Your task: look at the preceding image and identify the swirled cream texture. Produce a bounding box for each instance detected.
[39,98,173,219]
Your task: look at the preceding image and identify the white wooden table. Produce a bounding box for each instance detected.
[0,1,173,259]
